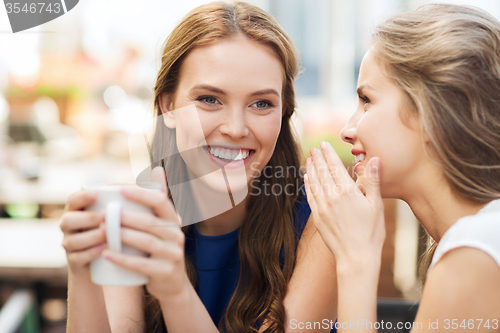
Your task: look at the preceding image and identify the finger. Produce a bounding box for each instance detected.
[319,141,353,186]
[310,148,337,196]
[66,190,98,211]
[102,249,176,277]
[67,244,106,267]
[60,211,105,234]
[120,227,184,257]
[306,159,326,207]
[364,157,383,207]
[149,166,167,192]
[303,170,318,216]
[120,211,182,242]
[120,187,178,222]
[63,224,106,252]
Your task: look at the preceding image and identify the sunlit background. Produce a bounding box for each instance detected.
[1,0,499,332]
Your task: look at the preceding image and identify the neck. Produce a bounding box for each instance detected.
[195,196,248,236]
[403,177,487,242]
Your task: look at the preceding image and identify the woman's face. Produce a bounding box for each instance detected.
[160,35,284,196]
[340,51,427,198]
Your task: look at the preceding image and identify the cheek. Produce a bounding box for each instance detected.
[196,110,220,139]
[174,108,217,149]
[359,113,423,178]
[251,112,282,152]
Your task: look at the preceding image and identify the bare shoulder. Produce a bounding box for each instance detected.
[103,285,146,333]
[414,247,500,332]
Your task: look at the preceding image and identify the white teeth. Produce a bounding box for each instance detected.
[355,154,366,164]
[234,152,243,161]
[208,147,251,161]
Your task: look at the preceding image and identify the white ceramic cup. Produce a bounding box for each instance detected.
[83,182,162,286]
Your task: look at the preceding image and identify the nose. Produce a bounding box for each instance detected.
[219,107,249,140]
[340,113,359,144]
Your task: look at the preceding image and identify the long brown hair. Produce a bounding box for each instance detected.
[370,4,500,282]
[144,2,302,332]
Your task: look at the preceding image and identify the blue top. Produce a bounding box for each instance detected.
[161,189,336,332]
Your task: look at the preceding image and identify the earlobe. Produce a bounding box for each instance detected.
[424,131,430,144]
[159,93,176,129]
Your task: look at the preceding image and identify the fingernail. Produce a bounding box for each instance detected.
[121,187,131,196]
[304,173,308,182]
[370,158,380,175]
[310,148,317,156]
[103,251,113,260]
[89,191,98,200]
[320,141,326,150]
[306,157,312,165]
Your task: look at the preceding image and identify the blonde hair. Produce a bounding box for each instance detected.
[147,2,303,332]
[371,4,500,281]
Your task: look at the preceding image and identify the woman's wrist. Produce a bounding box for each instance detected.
[335,252,382,279]
[158,287,191,311]
[157,277,194,308]
[68,267,93,283]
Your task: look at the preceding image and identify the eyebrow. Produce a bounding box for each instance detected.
[250,89,280,97]
[356,84,375,96]
[191,84,280,97]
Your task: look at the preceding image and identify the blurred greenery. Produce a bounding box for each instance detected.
[302,131,354,166]
[6,84,84,99]
[5,203,39,218]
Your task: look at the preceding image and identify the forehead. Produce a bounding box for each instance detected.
[357,50,393,91]
[177,36,284,93]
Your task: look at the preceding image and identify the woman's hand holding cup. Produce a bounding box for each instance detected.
[60,191,107,277]
[101,167,190,302]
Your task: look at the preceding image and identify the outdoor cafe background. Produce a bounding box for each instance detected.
[1,0,499,332]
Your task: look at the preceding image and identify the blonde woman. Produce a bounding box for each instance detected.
[61,2,337,332]
[305,4,500,332]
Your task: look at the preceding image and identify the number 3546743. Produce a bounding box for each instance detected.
[443,319,499,330]
[5,2,61,14]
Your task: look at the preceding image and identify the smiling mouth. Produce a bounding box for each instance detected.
[203,145,255,162]
[354,154,366,164]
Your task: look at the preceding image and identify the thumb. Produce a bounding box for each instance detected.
[149,166,167,194]
[364,157,382,205]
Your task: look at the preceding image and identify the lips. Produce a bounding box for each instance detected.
[351,148,367,172]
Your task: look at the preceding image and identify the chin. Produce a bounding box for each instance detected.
[200,170,249,194]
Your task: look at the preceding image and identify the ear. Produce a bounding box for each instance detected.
[159,93,176,129]
[423,130,430,144]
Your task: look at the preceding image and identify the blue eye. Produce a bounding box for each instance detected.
[196,96,218,105]
[252,100,273,109]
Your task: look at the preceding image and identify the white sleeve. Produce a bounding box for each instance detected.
[428,211,500,274]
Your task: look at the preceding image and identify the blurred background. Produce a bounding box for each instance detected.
[1,0,499,332]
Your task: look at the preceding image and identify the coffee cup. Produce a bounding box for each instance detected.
[83,182,162,286]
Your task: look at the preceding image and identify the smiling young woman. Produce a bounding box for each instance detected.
[61,2,337,333]
[305,4,500,332]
